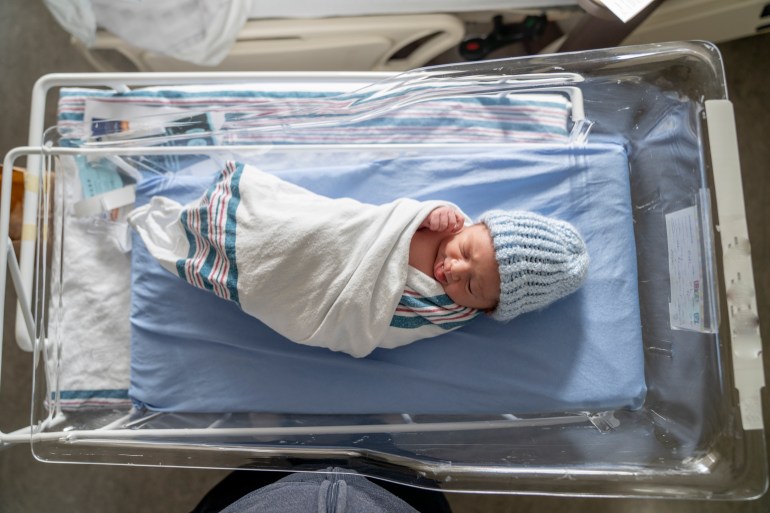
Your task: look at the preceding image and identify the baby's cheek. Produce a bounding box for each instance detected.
[442,283,461,303]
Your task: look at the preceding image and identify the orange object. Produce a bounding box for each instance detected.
[0,165,27,242]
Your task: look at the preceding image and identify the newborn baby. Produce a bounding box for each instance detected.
[409,205,589,322]
[130,161,589,357]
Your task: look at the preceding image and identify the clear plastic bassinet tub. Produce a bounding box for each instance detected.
[0,41,766,499]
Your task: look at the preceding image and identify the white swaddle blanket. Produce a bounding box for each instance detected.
[128,161,460,357]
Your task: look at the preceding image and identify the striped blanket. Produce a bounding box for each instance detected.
[129,161,475,357]
[57,86,571,146]
[384,267,480,348]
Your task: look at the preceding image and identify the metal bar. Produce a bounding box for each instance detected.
[31,414,590,442]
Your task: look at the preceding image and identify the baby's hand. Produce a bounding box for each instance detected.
[421,206,465,233]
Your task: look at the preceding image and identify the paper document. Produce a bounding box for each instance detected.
[600,0,655,22]
[666,206,705,332]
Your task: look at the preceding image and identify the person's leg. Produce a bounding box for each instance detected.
[191,466,453,513]
[190,470,292,513]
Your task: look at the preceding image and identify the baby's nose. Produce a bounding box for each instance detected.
[449,259,470,279]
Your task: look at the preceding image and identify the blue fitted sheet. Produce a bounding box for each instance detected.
[130,142,646,414]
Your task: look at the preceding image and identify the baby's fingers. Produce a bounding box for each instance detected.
[451,212,465,232]
[425,206,464,232]
[432,210,449,232]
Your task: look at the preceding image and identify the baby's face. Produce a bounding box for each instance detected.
[433,224,501,310]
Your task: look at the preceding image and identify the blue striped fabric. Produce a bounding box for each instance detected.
[56,86,570,146]
[52,389,131,410]
[177,161,243,303]
[390,287,480,330]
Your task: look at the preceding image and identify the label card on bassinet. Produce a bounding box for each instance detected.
[665,206,706,332]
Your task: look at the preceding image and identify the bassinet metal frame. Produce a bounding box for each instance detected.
[0,68,589,443]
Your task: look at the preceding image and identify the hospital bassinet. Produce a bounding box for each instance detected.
[0,41,766,499]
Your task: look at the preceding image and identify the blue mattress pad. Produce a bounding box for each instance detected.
[129,143,646,414]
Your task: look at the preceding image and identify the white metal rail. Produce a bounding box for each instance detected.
[0,69,586,448]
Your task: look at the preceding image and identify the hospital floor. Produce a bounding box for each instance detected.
[0,1,768,512]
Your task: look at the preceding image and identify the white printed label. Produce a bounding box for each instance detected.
[666,206,705,332]
[600,0,655,22]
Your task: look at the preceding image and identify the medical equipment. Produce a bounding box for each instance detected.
[0,42,765,499]
[58,0,770,74]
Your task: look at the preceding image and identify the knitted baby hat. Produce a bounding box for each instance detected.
[479,210,589,322]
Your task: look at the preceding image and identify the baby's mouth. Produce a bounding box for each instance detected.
[434,260,447,284]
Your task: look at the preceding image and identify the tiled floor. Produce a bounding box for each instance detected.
[1,1,768,512]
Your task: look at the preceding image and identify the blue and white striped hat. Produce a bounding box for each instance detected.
[479,210,589,322]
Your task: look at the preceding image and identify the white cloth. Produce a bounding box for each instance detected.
[43,0,97,45]
[128,162,446,357]
[43,0,251,66]
[50,157,131,406]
